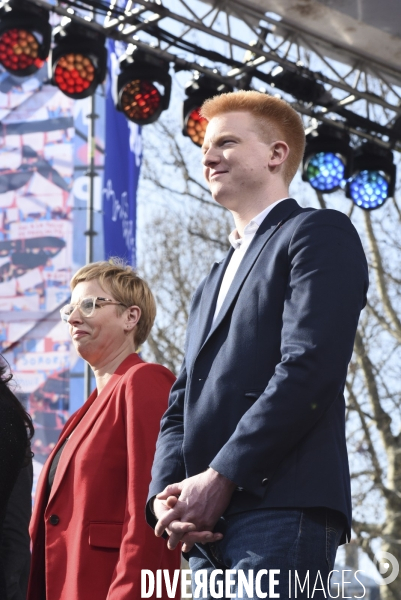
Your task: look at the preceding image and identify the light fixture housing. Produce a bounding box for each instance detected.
[267,65,328,104]
[182,75,232,147]
[346,142,396,210]
[50,22,107,99]
[116,50,171,125]
[302,126,352,193]
[0,0,51,76]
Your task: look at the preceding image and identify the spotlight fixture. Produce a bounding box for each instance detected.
[302,126,352,193]
[0,0,51,76]
[50,22,107,99]
[346,142,396,210]
[116,50,171,125]
[182,74,232,147]
[266,65,328,105]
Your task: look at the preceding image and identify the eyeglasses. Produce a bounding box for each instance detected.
[60,296,128,322]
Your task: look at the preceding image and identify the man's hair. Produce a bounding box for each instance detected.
[70,258,156,348]
[200,90,305,185]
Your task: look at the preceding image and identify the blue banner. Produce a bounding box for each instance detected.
[102,40,142,266]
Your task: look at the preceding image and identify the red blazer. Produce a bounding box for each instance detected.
[28,354,180,600]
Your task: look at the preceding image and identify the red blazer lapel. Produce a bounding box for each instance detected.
[46,353,143,505]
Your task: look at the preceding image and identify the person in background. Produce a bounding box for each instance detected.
[0,357,34,600]
[1,462,34,600]
[28,260,180,600]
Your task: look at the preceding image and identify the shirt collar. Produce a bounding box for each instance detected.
[228,197,289,250]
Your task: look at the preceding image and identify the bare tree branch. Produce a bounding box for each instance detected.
[188,228,230,250]
[392,194,401,221]
[364,211,401,336]
[346,381,386,490]
[352,519,383,538]
[347,202,355,219]
[315,190,327,209]
[354,332,396,451]
[366,301,401,344]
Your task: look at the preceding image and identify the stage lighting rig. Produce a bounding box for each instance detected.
[0,0,51,76]
[267,65,328,105]
[302,126,352,193]
[116,49,171,125]
[182,74,232,147]
[50,21,106,99]
[346,142,396,210]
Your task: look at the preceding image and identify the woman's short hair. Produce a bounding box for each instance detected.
[70,259,156,348]
[200,90,305,185]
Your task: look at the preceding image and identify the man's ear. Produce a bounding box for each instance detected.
[268,141,290,167]
[124,306,141,332]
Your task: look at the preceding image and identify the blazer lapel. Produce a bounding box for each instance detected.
[190,248,234,361]
[203,198,300,345]
[46,353,143,504]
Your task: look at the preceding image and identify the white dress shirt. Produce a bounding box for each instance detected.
[213,198,289,322]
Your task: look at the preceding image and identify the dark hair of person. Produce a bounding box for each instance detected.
[0,356,34,463]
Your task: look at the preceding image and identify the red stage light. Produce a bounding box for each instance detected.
[50,23,106,100]
[0,4,51,77]
[185,107,208,147]
[116,51,171,125]
[120,79,162,123]
[182,75,231,147]
[0,28,44,72]
[53,53,95,96]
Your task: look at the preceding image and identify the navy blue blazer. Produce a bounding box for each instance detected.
[148,199,369,544]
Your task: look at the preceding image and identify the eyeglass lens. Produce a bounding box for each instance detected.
[61,297,96,320]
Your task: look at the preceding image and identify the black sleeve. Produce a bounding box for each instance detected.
[0,388,28,518]
[0,461,33,600]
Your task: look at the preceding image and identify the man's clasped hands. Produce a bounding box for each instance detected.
[154,468,237,552]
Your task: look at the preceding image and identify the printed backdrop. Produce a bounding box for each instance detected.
[0,55,141,492]
[0,66,75,480]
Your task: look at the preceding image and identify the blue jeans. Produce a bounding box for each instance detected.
[188,507,345,599]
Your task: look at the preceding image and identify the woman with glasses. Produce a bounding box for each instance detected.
[28,260,181,600]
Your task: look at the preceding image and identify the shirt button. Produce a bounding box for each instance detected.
[261,478,269,486]
[49,514,60,525]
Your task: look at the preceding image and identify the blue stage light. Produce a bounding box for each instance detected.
[348,170,389,210]
[305,151,345,192]
[302,126,352,194]
[346,143,395,210]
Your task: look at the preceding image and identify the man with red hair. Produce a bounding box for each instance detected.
[148,91,368,598]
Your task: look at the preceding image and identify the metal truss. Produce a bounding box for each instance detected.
[23,0,401,151]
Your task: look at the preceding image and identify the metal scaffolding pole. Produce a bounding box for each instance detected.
[84,92,99,401]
